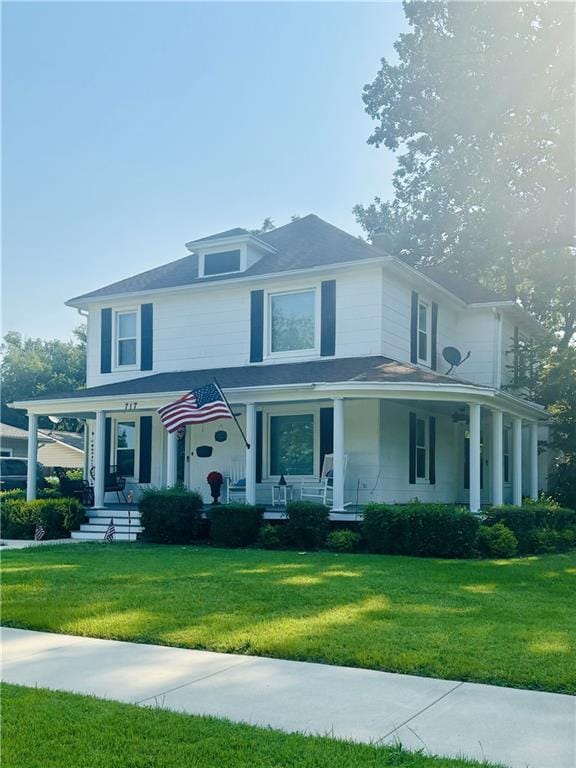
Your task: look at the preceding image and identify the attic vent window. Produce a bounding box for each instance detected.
[203,249,241,276]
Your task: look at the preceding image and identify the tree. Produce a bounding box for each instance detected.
[354,0,575,346]
[250,217,275,235]
[1,326,86,431]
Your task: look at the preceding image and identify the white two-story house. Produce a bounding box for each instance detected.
[14,214,548,524]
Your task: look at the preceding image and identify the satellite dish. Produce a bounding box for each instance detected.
[48,416,61,425]
[442,346,471,375]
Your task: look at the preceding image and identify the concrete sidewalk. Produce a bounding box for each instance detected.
[1,628,574,768]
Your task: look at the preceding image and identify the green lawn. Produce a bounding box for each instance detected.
[2,544,575,693]
[1,683,502,768]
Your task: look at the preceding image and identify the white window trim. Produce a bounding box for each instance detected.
[113,308,140,371]
[262,404,320,481]
[112,416,139,481]
[198,244,246,278]
[415,415,429,483]
[417,300,431,366]
[265,286,320,360]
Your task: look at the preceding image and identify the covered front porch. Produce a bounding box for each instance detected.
[15,365,547,516]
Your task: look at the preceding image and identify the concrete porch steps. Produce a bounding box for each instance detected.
[72,507,142,541]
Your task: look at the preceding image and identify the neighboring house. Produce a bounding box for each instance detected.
[0,422,84,469]
[37,430,85,470]
[11,214,547,513]
[1,422,39,458]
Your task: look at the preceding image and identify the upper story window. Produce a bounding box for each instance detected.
[116,311,138,367]
[202,249,241,277]
[269,289,317,355]
[418,301,430,363]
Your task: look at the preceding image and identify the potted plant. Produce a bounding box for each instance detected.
[206,471,224,505]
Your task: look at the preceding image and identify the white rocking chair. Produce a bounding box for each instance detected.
[300,453,348,506]
[226,458,247,503]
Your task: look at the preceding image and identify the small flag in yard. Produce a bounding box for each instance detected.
[157,382,233,433]
[104,517,115,542]
[34,522,45,541]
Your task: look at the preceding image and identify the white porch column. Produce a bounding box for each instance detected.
[166,430,178,487]
[93,410,106,508]
[491,409,503,507]
[512,416,523,506]
[468,403,481,513]
[245,402,257,505]
[530,421,539,501]
[332,398,345,512]
[26,413,38,501]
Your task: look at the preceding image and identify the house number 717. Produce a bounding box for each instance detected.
[124,402,138,411]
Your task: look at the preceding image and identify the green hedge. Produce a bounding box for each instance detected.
[285,501,330,550]
[209,504,264,548]
[484,504,576,554]
[363,503,479,558]
[0,498,85,539]
[139,488,204,544]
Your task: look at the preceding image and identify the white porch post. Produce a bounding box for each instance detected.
[166,430,178,487]
[26,413,38,501]
[468,403,481,513]
[245,402,257,505]
[530,421,539,501]
[332,398,345,512]
[491,409,503,507]
[93,410,107,508]
[512,416,523,506]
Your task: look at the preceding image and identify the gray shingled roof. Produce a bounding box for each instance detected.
[25,355,484,403]
[39,429,84,450]
[67,214,509,306]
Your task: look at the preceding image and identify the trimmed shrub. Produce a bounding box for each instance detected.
[139,488,203,544]
[326,529,361,553]
[0,497,84,539]
[363,503,479,558]
[484,504,576,554]
[257,523,285,550]
[285,501,330,550]
[477,523,518,558]
[209,504,264,548]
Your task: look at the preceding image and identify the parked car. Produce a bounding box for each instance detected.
[0,457,46,491]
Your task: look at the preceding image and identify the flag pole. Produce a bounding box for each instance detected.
[213,378,250,449]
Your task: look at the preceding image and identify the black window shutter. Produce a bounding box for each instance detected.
[140,304,153,371]
[319,407,334,477]
[409,412,417,484]
[410,292,419,364]
[429,416,436,484]
[431,302,438,371]
[255,410,263,483]
[320,280,336,357]
[104,417,112,474]
[250,290,264,363]
[138,416,153,483]
[100,308,112,373]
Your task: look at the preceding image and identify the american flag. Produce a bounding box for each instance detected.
[157,382,233,433]
[34,522,45,541]
[104,518,115,542]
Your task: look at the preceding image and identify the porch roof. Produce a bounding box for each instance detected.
[13,355,482,404]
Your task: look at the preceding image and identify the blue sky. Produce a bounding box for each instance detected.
[2,1,407,340]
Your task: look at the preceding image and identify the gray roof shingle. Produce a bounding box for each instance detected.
[26,355,483,402]
[67,213,509,306]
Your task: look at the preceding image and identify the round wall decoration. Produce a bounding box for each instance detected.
[214,430,228,443]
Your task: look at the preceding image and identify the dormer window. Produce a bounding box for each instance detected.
[203,249,241,277]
